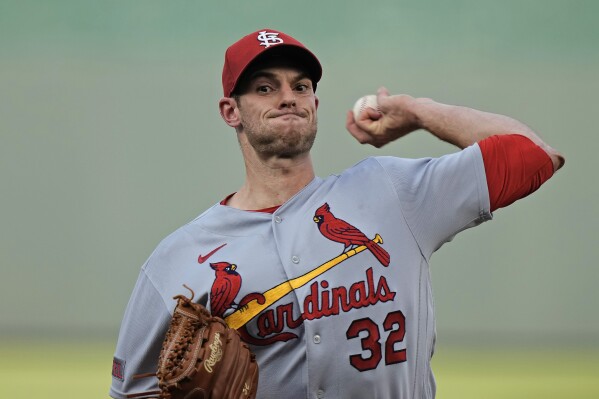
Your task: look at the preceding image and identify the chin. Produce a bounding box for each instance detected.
[265,134,316,159]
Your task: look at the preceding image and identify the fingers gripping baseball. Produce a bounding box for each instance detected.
[346,87,421,148]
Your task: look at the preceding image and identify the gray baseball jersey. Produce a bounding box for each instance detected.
[110,144,491,399]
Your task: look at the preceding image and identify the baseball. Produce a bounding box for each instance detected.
[353,95,379,120]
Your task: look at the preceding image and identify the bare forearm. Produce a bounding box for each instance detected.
[412,98,565,171]
[348,88,564,171]
[413,100,527,147]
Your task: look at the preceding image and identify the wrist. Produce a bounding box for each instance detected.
[408,98,474,148]
[408,97,439,131]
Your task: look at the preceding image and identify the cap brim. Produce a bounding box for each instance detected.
[231,44,322,95]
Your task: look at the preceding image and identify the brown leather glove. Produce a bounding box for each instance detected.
[129,286,259,399]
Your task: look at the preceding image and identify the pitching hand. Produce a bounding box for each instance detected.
[346,87,422,148]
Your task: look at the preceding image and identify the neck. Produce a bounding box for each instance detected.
[228,151,315,210]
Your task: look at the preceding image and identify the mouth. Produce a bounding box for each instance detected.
[270,111,307,119]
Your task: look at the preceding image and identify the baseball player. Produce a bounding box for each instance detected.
[110,28,564,399]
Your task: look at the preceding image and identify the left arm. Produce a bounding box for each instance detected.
[346,87,565,172]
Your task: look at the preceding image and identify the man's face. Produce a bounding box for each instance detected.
[234,63,319,159]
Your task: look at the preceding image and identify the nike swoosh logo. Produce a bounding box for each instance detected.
[198,243,227,264]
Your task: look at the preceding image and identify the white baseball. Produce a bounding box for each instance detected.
[352,95,379,120]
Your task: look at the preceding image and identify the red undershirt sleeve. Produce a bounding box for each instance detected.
[478,134,555,212]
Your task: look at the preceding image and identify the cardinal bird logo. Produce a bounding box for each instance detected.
[209,261,242,318]
[313,203,390,267]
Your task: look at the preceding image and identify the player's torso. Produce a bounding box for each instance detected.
[149,163,436,399]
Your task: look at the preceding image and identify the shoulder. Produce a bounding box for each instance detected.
[142,203,221,274]
[334,156,404,177]
[135,203,228,306]
[336,147,481,179]
[372,144,483,171]
[329,146,485,202]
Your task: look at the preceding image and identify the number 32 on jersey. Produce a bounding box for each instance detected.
[346,310,407,371]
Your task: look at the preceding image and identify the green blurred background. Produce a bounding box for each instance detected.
[1,1,597,398]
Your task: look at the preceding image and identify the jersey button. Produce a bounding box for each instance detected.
[317,389,325,399]
[313,334,321,344]
[274,215,282,223]
[292,255,300,264]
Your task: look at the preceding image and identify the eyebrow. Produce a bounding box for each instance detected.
[248,70,311,84]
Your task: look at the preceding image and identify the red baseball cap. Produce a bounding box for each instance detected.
[222,28,322,97]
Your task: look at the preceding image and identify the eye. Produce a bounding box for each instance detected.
[257,85,273,94]
[295,82,311,92]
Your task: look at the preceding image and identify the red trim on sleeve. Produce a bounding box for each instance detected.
[478,134,554,212]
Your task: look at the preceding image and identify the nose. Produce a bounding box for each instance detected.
[278,85,296,108]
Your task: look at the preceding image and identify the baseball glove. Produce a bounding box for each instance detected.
[129,285,259,399]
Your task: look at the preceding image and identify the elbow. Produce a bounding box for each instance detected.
[544,146,565,172]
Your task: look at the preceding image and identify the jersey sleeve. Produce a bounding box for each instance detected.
[376,144,492,259]
[478,134,554,212]
[109,268,171,399]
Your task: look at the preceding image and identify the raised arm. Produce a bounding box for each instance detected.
[346,87,564,171]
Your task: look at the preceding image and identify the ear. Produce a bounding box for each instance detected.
[219,97,241,128]
[315,95,319,109]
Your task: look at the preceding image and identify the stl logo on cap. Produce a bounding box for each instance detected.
[222,28,322,97]
[256,31,284,48]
